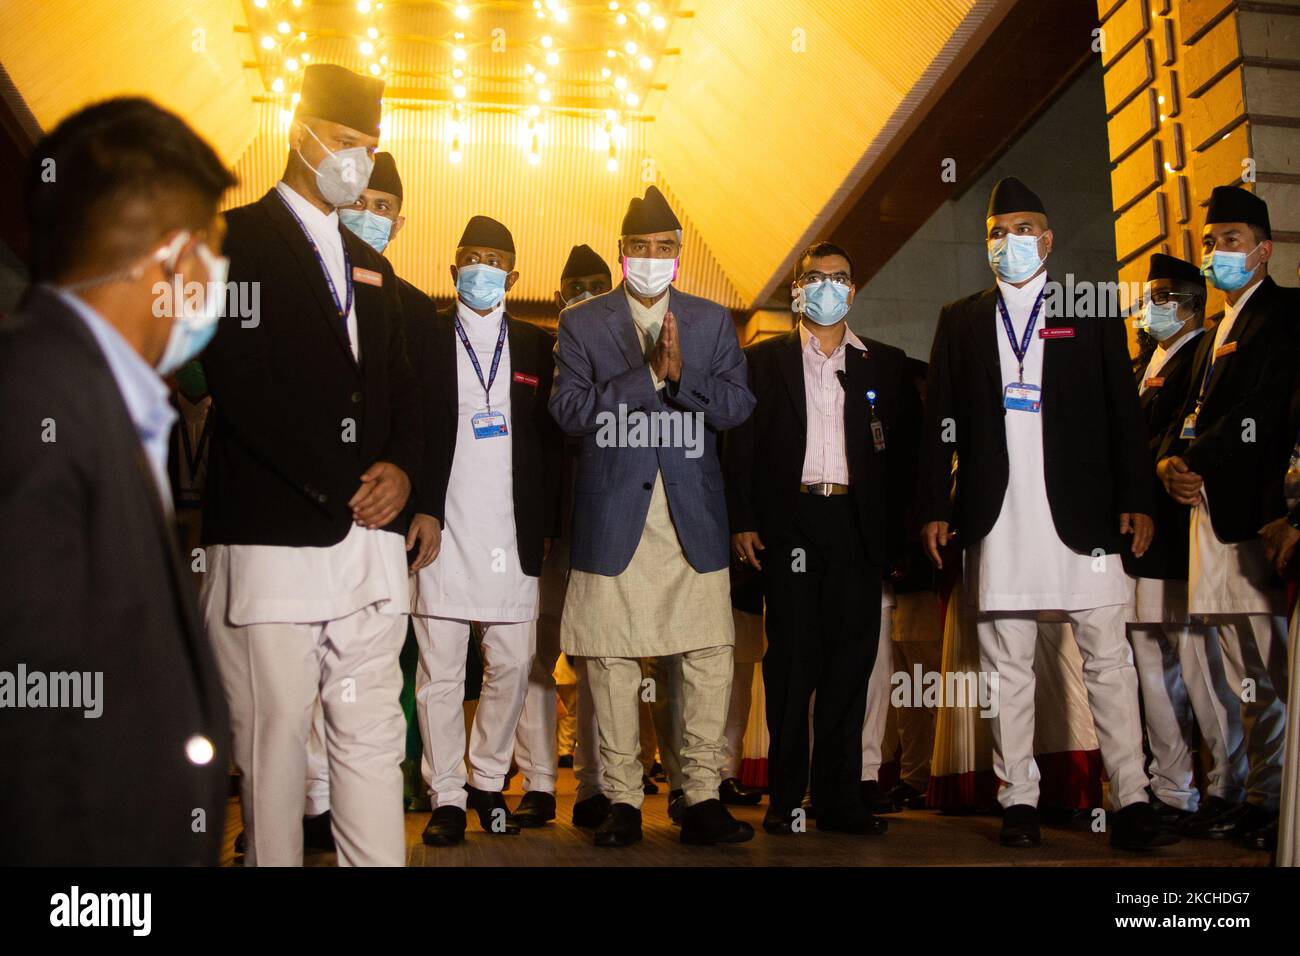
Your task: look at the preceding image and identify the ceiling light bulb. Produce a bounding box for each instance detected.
[546,52,559,66]
[455,4,470,19]
[453,83,467,98]
[652,15,666,30]
[277,21,290,34]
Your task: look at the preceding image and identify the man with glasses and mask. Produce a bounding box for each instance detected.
[0,97,233,865]
[551,185,756,847]
[1124,253,1246,836]
[1155,185,1300,852]
[919,177,1170,852]
[200,63,422,867]
[725,241,919,835]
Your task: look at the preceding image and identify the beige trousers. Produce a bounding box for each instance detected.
[587,645,733,809]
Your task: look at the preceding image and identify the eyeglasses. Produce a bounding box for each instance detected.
[1141,290,1197,307]
[796,271,852,288]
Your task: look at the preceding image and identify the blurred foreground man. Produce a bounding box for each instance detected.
[0,98,233,864]
[920,177,1172,851]
[550,186,757,846]
[726,241,920,835]
[201,64,421,866]
[1156,186,1298,851]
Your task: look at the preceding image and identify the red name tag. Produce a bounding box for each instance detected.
[1039,327,1075,339]
[1214,341,1237,359]
[512,371,540,387]
[1144,376,1165,389]
[352,267,383,287]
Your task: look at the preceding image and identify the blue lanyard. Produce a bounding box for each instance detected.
[276,190,353,324]
[454,313,508,411]
[996,288,1045,383]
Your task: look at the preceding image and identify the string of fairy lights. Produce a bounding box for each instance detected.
[240,0,683,171]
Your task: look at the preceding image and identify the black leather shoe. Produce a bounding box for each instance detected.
[680,798,755,845]
[1177,795,1241,837]
[512,790,556,828]
[886,781,927,811]
[1000,804,1041,848]
[1240,816,1279,852]
[763,806,799,835]
[641,773,659,795]
[422,806,467,847]
[303,811,336,852]
[1189,799,1269,840]
[1110,802,1181,850]
[719,777,763,806]
[572,793,612,828]
[860,779,898,815]
[594,803,643,847]
[466,786,521,835]
[668,788,685,825]
[1150,796,1193,830]
[818,807,888,835]
[557,754,574,769]
[234,829,246,857]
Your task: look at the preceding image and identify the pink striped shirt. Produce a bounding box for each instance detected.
[799,323,865,485]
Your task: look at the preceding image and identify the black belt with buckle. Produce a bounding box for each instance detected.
[799,482,850,496]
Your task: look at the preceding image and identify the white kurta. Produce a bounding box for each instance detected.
[411,301,537,623]
[1184,280,1282,616]
[208,180,406,627]
[967,272,1131,612]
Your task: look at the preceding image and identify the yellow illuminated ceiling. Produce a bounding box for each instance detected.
[0,0,1004,310]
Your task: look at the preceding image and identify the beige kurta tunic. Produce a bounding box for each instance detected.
[559,286,733,658]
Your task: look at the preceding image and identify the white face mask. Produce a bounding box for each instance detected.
[623,256,677,298]
[154,233,229,376]
[296,123,374,207]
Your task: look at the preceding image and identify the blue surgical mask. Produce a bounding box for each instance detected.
[456,262,508,310]
[988,233,1045,283]
[798,280,851,326]
[1201,244,1260,292]
[339,208,394,254]
[1137,300,1183,342]
[157,240,229,376]
[296,123,373,207]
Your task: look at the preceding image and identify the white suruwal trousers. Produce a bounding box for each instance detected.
[1128,578,1246,810]
[204,565,408,867]
[413,617,536,809]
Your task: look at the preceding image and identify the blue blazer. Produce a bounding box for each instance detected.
[550,283,756,575]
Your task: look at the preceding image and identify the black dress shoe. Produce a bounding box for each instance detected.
[860,779,898,815]
[1150,796,1193,830]
[557,754,574,769]
[512,790,556,828]
[763,806,799,835]
[817,808,888,835]
[1240,816,1278,852]
[1177,795,1241,837]
[594,803,643,847]
[641,773,659,795]
[668,788,685,825]
[572,793,612,828]
[466,786,521,835]
[719,777,763,806]
[650,761,667,783]
[422,806,467,847]
[303,811,336,852]
[234,829,246,857]
[680,798,755,845]
[1186,799,1268,840]
[1110,802,1180,850]
[1000,804,1041,848]
[886,781,927,810]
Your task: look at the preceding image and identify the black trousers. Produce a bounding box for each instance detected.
[761,494,881,815]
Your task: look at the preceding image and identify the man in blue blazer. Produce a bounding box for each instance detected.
[550,186,757,847]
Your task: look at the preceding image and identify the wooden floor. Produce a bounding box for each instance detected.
[220,769,1272,867]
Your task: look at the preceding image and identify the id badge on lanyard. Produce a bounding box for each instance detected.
[456,314,510,439]
[866,389,886,452]
[998,289,1045,414]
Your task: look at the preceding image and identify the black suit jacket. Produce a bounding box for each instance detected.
[1122,332,1202,580]
[405,303,562,577]
[723,328,920,569]
[0,286,229,865]
[1157,277,1300,543]
[920,281,1153,555]
[201,188,422,547]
